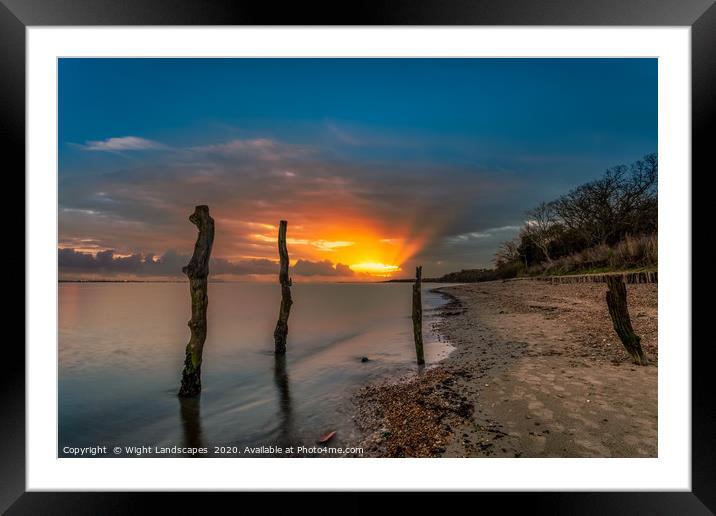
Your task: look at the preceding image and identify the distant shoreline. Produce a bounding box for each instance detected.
[59,279,187,283]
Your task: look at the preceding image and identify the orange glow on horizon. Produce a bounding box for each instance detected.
[350,262,401,275]
[61,201,445,280]
[241,219,429,279]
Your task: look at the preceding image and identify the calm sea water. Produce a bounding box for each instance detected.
[58,282,454,457]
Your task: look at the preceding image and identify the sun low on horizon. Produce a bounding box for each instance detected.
[59,211,429,281]
[242,218,428,279]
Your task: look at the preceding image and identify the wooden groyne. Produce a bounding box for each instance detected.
[605,275,649,365]
[412,266,425,366]
[273,220,293,354]
[178,205,215,397]
[518,270,657,285]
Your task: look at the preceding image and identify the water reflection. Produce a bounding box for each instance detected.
[273,353,295,449]
[59,283,455,455]
[179,396,205,455]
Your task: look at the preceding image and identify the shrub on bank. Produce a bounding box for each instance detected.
[526,234,657,276]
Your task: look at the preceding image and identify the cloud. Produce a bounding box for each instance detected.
[80,136,167,152]
[488,225,523,232]
[334,263,354,276]
[59,134,534,278]
[58,247,103,269]
[59,248,277,277]
[212,257,278,276]
[310,240,354,252]
[189,138,311,162]
[59,248,354,279]
[325,122,361,145]
[250,235,354,252]
[446,225,522,244]
[59,248,178,276]
[61,136,518,241]
[291,259,354,277]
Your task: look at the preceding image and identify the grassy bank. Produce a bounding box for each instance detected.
[523,234,657,277]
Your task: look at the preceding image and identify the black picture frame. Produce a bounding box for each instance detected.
[2,0,711,513]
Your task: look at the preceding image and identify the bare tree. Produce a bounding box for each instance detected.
[493,237,521,268]
[553,153,657,246]
[523,201,559,262]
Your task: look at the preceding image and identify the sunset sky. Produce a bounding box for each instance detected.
[58,58,657,281]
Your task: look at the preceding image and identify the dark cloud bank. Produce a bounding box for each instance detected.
[58,248,354,278]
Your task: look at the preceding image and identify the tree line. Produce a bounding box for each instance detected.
[494,153,657,278]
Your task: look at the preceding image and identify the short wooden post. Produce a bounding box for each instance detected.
[605,275,648,365]
[178,205,215,397]
[412,266,425,365]
[273,220,293,354]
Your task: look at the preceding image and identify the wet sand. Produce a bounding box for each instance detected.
[354,279,657,457]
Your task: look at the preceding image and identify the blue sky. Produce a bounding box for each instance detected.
[58,58,657,280]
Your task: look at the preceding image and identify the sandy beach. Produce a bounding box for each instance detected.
[354,279,658,457]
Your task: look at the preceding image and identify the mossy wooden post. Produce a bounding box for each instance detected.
[178,205,215,397]
[273,220,292,354]
[412,266,425,365]
[605,275,649,366]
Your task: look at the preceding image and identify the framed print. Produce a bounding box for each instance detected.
[3,0,712,513]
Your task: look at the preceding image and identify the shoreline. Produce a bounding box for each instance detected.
[352,279,658,457]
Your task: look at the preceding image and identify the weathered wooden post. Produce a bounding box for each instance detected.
[273,220,293,354]
[605,275,649,366]
[178,205,215,397]
[412,266,425,365]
